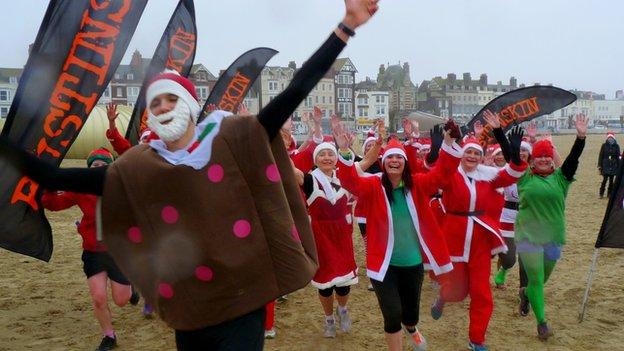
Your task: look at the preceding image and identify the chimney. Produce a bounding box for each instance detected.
[447,73,456,82]
[403,62,410,75]
[130,50,142,68]
[463,72,471,82]
[480,74,488,85]
[510,76,517,88]
[288,61,297,70]
[520,83,526,88]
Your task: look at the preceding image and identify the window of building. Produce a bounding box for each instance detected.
[195,87,209,100]
[128,87,140,97]
[329,97,333,104]
[315,96,319,104]
[268,81,278,91]
[0,90,9,101]
[338,102,352,116]
[127,73,134,80]
[103,87,110,98]
[116,87,123,97]
[9,77,17,84]
[322,83,325,91]
[358,97,368,105]
[375,95,386,103]
[358,107,368,117]
[376,106,385,115]
[1,107,8,118]
[114,73,120,80]
[305,96,313,108]
[269,95,277,102]
[322,96,326,104]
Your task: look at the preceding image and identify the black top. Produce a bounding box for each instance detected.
[0,32,347,197]
[561,137,585,181]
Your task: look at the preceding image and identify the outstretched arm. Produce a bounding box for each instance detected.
[257,0,379,140]
[561,114,587,181]
[0,138,105,195]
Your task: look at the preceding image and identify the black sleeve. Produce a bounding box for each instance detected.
[561,137,586,181]
[303,174,314,199]
[0,137,105,195]
[425,148,439,165]
[598,143,604,168]
[492,127,512,162]
[354,155,363,162]
[257,33,346,141]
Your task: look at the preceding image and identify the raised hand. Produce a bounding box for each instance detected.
[483,109,500,129]
[430,124,444,149]
[376,120,386,145]
[527,121,538,140]
[106,102,118,122]
[206,104,217,113]
[343,0,379,29]
[508,125,525,164]
[575,113,588,138]
[335,129,352,151]
[474,120,484,137]
[444,119,462,140]
[402,118,412,137]
[237,102,249,115]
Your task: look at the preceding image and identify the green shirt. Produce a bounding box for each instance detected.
[389,185,423,266]
[515,169,572,245]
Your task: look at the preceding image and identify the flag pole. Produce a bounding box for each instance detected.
[579,248,600,322]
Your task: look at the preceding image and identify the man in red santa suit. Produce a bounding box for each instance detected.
[430,117,527,351]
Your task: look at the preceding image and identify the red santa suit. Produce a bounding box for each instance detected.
[336,141,462,281]
[437,138,527,345]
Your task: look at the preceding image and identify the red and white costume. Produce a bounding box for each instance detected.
[437,138,527,345]
[306,167,358,289]
[336,141,462,281]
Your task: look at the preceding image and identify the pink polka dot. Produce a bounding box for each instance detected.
[291,225,301,242]
[233,220,251,238]
[265,164,281,182]
[195,266,214,282]
[207,164,224,183]
[158,283,174,299]
[127,227,142,243]
[161,206,179,224]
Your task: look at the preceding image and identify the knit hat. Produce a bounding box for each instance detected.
[381,138,407,164]
[461,136,483,155]
[532,140,554,158]
[313,142,337,161]
[87,148,114,167]
[607,132,616,140]
[146,70,201,121]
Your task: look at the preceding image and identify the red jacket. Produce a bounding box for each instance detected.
[41,191,105,252]
[106,127,131,155]
[440,163,527,262]
[337,142,462,281]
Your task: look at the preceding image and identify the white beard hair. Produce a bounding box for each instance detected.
[147,100,192,143]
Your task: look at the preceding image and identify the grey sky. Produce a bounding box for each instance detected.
[2,0,623,96]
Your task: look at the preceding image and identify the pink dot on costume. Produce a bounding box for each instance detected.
[127,227,142,243]
[233,220,251,238]
[207,164,224,183]
[265,164,281,182]
[195,266,214,282]
[158,283,174,299]
[292,225,301,242]
[161,206,179,224]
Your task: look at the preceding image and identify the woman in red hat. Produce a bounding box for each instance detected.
[42,148,136,351]
[515,114,587,340]
[597,132,620,199]
[334,121,460,351]
[430,114,527,351]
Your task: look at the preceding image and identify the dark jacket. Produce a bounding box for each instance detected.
[598,141,620,176]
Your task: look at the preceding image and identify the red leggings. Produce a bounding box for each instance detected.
[439,228,493,345]
[264,301,275,331]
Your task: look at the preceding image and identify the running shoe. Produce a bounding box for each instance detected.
[537,322,553,341]
[518,288,530,317]
[324,319,337,338]
[129,287,140,306]
[96,336,117,351]
[142,303,154,319]
[367,283,375,291]
[335,307,352,332]
[264,328,276,339]
[468,341,488,351]
[430,297,444,320]
[404,327,427,351]
[494,267,507,289]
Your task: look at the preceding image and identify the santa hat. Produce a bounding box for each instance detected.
[461,136,483,155]
[313,142,337,161]
[532,140,554,158]
[488,144,502,156]
[420,139,432,151]
[87,147,114,167]
[362,136,377,152]
[366,128,376,138]
[521,141,532,154]
[607,132,616,140]
[381,138,408,164]
[146,70,201,121]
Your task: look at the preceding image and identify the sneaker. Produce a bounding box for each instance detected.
[129,287,140,306]
[468,342,488,351]
[430,298,444,320]
[518,288,530,317]
[323,319,337,338]
[494,267,507,289]
[537,322,553,341]
[367,283,375,291]
[404,327,427,351]
[336,306,352,332]
[142,303,154,319]
[264,328,276,339]
[96,336,117,351]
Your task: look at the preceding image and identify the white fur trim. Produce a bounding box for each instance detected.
[504,163,525,178]
[521,141,532,154]
[462,142,483,155]
[146,79,201,121]
[381,148,407,164]
[313,142,337,162]
[362,137,377,152]
[441,141,463,158]
[311,270,359,289]
[367,187,395,282]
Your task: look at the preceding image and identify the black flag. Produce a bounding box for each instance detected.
[596,161,624,248]
[125,0,197,145]
[198,47,278,122]
[0,0,147,261]
[466,86,577,146]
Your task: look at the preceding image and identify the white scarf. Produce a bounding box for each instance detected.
[311,168,340,205]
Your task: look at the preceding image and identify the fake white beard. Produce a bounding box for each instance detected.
[146,100,192,143]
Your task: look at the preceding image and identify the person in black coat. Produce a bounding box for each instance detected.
[598,133,621,198]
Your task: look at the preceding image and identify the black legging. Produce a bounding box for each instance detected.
[371,264,424,333]
[600,175,615,197]
[497,237,517,270]
[318,286,351,298]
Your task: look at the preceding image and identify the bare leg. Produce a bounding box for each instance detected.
[110,280,132,307]
[87,272,114,335]
[385,330,403,351]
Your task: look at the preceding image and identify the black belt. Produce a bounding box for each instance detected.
[504,201,519,210]
[449,210,484,217]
